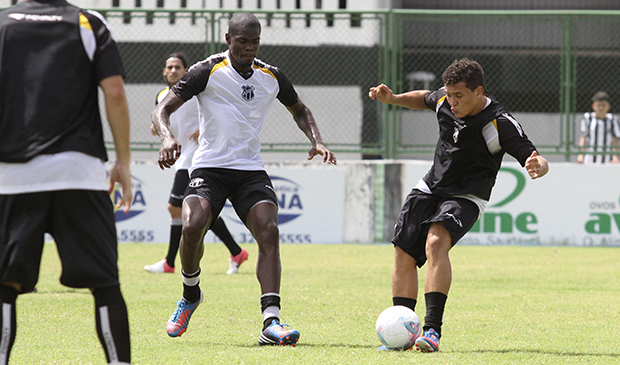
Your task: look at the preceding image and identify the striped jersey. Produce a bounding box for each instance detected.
[171,50,298,174]
[156,88,199,170]
[419,87,537,201]
[580,112,620,164]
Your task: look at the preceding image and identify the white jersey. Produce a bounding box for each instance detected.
[170,50,299,175]
[156,87,199,171]
[580,111,620,164]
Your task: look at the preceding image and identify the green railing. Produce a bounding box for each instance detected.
[36,8,620,160]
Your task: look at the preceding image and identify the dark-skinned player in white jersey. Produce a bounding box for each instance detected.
[152,12,336,346]
[369,58,549,352]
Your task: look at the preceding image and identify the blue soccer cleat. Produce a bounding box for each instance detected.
[258,319,300,346]
[415,328,440,352]
[166,290,203,337]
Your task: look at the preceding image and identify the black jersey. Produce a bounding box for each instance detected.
[422,88,537,201]
[0,0,125,163]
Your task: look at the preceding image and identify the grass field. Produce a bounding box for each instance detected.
[10,242,620,364]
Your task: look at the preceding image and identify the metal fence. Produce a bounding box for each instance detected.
[96,9,620,160]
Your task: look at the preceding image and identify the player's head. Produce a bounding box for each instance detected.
[163,53,188,87]
[226,13,261,71]
[591,91,610,116]
[442,58,486,118]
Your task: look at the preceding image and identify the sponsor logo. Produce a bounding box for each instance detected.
[189,177,204,188]
[9,13,63,22]
[469,167,538,236]
[241,84,255,101]
[109,174,147,222]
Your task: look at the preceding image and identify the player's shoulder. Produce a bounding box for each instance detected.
[156,87,170,104]
[252,58,283,80]
[187,51,227,75]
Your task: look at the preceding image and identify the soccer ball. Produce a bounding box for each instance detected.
[375,306,422,350]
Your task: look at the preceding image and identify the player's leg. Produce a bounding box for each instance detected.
[0,193,49,363]
[50,190,131,363]
[145,170,188,273]
[415,221,451,353]
[392,245,419,312]
[0,284,19,364]
[92,285,131,363]
[415,197,479,353]
[166,195,211,337]
[210,217,248,274]
[246,201,298,346]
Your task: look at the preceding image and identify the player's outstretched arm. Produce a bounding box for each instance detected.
[525,151,549,180]
[100,75,133,213]
[151,92,184,170]
[287,100,337,165]
[368,83,429,110]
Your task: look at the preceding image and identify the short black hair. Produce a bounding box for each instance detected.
[592,91,610,103]
[165,53,188,69]
[228,12,261,36]
[442,58,485,91]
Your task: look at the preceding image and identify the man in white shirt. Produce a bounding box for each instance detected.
[152,12,336,346]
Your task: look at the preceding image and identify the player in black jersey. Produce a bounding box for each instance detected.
[0,0,132,363]
[369,58,548,352]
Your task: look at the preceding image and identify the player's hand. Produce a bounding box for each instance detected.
[368,84,394,104]
[308,144,337,165]
[525,151,549,180]
[108,161,133,214]
[158,137,182,170]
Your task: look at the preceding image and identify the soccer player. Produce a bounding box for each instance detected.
[0,0,132,363]
[152,12,337,345]
[144,53,249,275]
[369,58,549,352]
[576,91,620,164]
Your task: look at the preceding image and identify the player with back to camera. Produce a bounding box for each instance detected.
[152,12,337,346]
[576,91,620,164]
[0,0,133,363]
[369,58,549,352]
[144,53,249,275]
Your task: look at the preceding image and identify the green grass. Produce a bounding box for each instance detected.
[10,243,620,364]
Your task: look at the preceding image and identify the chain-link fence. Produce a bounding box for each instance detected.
[99,9,620,160]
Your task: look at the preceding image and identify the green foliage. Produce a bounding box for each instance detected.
[10,243,620,364]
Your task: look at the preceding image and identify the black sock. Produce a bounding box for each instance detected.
[0,285,18,361]
[260,294,281,330]
[393,296,417,312]
[182,269,201,303]
[165,224,182,268]
[423,292,447,336]
[93,285,131,364]
[211,217,241,256]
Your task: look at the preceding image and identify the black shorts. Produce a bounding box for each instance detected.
[392,189,479,268]
[0,190,119,293]
[169,169,190,207]
[185,168,278,226]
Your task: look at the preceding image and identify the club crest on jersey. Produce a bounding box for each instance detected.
[241,84,255,101]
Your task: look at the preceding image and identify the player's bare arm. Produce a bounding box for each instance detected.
[525,151,549,180]
[152,91,184,170]
[287,100,337,165]
[100,75,133,213]
[368,83,429,110]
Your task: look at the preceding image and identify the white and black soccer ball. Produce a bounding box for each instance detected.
[375,305,422,350]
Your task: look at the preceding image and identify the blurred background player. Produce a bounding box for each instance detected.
[152,13,336,346]
[0,0,132,363]
[145,53,249,275]
[576,91,620,164]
